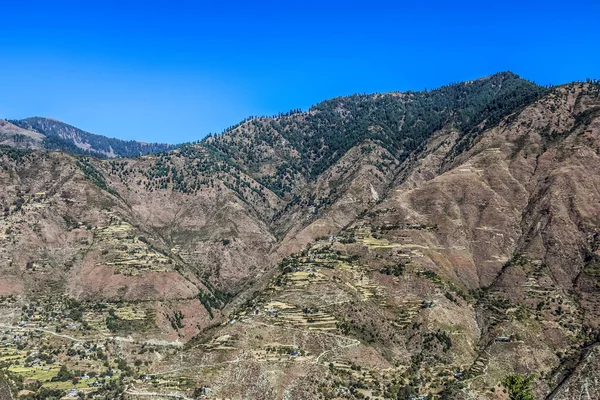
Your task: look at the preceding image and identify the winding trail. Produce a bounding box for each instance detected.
[314,338,360,364]
[243,319,361,365]
[154,317,362,378]
[0,323,182,348]
[0,323,85,343]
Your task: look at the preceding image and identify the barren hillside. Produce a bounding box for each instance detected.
[1,74,599,399]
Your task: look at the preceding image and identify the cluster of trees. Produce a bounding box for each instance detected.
[216,109,304,137]
[0,145,33,162]
[76,157,119,197]
[167,310,184,330]
[422,330,452,352]
[504,374,535,400]
[586,78,600,86]
[198,281,231,319]
[379,262,405,277]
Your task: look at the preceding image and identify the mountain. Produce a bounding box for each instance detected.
[1,72,600,400]
[0,119,45,149]
[4,117,174,157]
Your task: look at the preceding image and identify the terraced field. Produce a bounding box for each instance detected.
[95,219,175,275]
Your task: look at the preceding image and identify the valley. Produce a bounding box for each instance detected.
[1,74,600,399]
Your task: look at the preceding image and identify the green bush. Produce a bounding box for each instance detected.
[504,374,535,400]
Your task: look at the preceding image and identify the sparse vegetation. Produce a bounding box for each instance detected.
[76,157,118,196]
[379,262,405,277]
[0,75,598,399]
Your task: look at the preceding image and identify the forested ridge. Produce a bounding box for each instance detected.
[10,117,174,158]
[7,72,548,204]
[118,72,548,203]
[199,71,546,196]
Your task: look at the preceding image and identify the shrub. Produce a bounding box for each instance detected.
[504,374,535,400]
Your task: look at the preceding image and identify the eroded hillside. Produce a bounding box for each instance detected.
[1,75,599,399]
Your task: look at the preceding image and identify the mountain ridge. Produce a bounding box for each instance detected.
[1,74,600,399]
[4,116,175,158]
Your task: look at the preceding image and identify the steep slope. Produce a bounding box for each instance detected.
[0,119,45,149]
[160,82,600,399]
[0,148,283,342]
[203,72,544,198]
[10,117,174,157]
[1,74,599,399]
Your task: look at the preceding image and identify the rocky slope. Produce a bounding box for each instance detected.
[164,81,600,400]
[0,74,599,399]
[0,119,45,149]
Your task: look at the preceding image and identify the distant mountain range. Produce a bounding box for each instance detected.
[1,116,174,158]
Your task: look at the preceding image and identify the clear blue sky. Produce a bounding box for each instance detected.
[1,0,598,144]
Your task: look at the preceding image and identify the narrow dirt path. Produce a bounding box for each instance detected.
[0,323,85,342]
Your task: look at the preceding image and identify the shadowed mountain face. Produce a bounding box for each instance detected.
[1,73,600,399]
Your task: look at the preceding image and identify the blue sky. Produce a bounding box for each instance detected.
[1,0,598,144]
